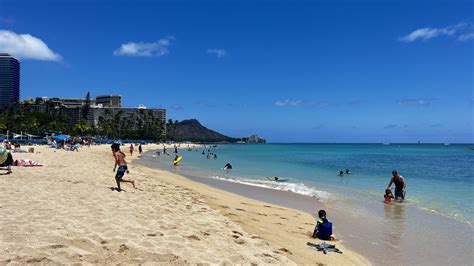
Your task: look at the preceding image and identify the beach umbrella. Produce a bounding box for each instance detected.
[0,146,7,164]
[53,134,70,141]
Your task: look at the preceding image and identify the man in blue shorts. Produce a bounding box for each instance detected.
[111,143,135,191]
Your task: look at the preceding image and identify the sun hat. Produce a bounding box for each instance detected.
[0,146,8,164]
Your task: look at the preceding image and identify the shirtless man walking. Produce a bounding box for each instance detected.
[387,170,406,201]
[111,143,135,191]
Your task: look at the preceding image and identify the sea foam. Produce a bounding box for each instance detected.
[210,175,330,201]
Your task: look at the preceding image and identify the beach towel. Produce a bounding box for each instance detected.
[307,242,342,254]
[13,159,43,167]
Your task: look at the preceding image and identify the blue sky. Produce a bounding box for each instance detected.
[0,0,472,143]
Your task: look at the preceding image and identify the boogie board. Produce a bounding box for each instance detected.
[173,156,183,165]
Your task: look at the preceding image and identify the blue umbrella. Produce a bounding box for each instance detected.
[53,134,70,141]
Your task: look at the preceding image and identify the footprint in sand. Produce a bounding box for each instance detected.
[278,248,293,254]
[146,232,164,237]
[234,238,246,244]
[201,231,211,236]
[232,230,243,236]
[186,235,200,241]
[48,244,65,249]
[118,244,130,253]
[235,208,246,211]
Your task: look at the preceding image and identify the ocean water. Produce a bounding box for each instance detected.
[141,143,474,265]
[153,143,474,224]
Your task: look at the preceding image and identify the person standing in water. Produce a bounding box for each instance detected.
[111,143,135,191]
[138,143,142,154]
[387,170,406,201]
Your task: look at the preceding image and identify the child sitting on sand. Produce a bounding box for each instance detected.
[384,189,394,204]
[312,210,333,240]
[111,143,135,191]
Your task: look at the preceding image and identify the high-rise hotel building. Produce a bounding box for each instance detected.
[0,53,20,108]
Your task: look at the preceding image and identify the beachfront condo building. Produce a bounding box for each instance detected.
[0,53,20,108]
[22,93,166,129]
[95,95,121,107]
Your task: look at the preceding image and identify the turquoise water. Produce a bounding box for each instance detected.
[162,143,474,224]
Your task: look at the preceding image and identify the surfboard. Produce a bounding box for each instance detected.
[173,156,183,165]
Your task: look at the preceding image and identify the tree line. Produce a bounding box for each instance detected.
[0,103,174,140]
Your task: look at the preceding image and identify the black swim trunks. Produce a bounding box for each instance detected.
[394,188,405,200]
[115,165,127,180]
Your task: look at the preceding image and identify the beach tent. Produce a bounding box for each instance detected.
[53,134,71,141]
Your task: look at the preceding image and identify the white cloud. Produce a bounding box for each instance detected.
[399,23,471,42]
[274,99,304,107]
[207,48,227,58]
[458,32,474,41]
[0,30,61,61]
[114,37,173,57]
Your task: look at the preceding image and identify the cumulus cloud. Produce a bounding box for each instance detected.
[114,37,173,57]
[400,23,473,42]
[398,98,433,107]
[274,99,335,108]
[458,33,474,41]
[274,99,304,107]
[0,30,61,61]
[207,48,227,58]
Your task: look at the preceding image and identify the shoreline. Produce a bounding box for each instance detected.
[138,145,474,265]
[133,145,370,265]
[0,144,369,265]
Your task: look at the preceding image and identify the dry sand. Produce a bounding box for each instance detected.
[0,144,369,265]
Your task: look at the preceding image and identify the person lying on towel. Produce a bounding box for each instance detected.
[13,159,43,167]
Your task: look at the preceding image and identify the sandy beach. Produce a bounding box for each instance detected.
[0,144,369,265]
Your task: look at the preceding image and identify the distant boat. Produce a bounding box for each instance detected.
[382,143,390,146]
[444,143,450,146]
